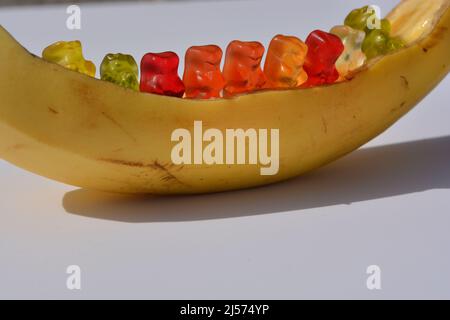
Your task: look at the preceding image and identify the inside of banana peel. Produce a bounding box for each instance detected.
[0,0,449,97]
[346,0,450,79]
[388,0,450,44]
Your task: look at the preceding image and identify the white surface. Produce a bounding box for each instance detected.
[0,0,449,299]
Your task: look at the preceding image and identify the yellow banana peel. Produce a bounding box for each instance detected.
[0,0,449,194]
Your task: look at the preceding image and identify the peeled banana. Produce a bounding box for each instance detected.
[0,0,449,194]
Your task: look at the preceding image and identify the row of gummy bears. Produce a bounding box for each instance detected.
[42,6,404,99]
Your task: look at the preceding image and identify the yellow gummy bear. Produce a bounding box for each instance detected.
[42,41,96,77]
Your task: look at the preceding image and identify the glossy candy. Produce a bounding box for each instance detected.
[361,29,405,59]
[140,52,185,97]
[345,5,404,59]
[264,34,308,88]
[330,25,367,77]
[42,41,95,77]
[303,30,344,87]
[183,45,225,99]
[223,40,266,97]
[361,29,389,59]
[100,53,139,91]
[344,5,390,35]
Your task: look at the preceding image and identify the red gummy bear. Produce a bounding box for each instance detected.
[140,52,185,97]
[303,30,344,87]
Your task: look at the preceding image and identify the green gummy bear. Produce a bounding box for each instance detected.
[344,5,390,35]
[344,6,372,32]
[100,53,139,91]
[362,31,406,59]
[346,5,405,59]
[361,29,389,59]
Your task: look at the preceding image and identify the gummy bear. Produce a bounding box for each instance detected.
[264,34,308,88]
[100,53,139,91]
[222,40,266,97]
[140,52,185,97]
[42,41,96,77]
[344,5,390,35]
[361,29,389,60]
[344,5,404,60]
[330,26,367,78]
[303,30,344,87]
[183,45,225,99]
[361,29,405,60]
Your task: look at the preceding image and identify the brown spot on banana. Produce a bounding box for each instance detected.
[391,101,407,113]
[48,107,59,114]
[149,160,187,186]
[99,158,146,167]
[321,117,328,134]
[400,76,410,89]
[420,26,449,51]
[98,158,186,186]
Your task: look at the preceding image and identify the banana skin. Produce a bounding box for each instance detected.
[0,1,449,194]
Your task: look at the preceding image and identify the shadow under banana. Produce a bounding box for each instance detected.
[63,136,450,223]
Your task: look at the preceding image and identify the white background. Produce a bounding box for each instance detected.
[0,0,449,299]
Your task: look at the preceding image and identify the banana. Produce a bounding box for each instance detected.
[0,0,449,194]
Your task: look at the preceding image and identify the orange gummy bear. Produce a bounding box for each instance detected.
[183,45,225,99]
[264,34,308,88]
[223,40,266,97]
